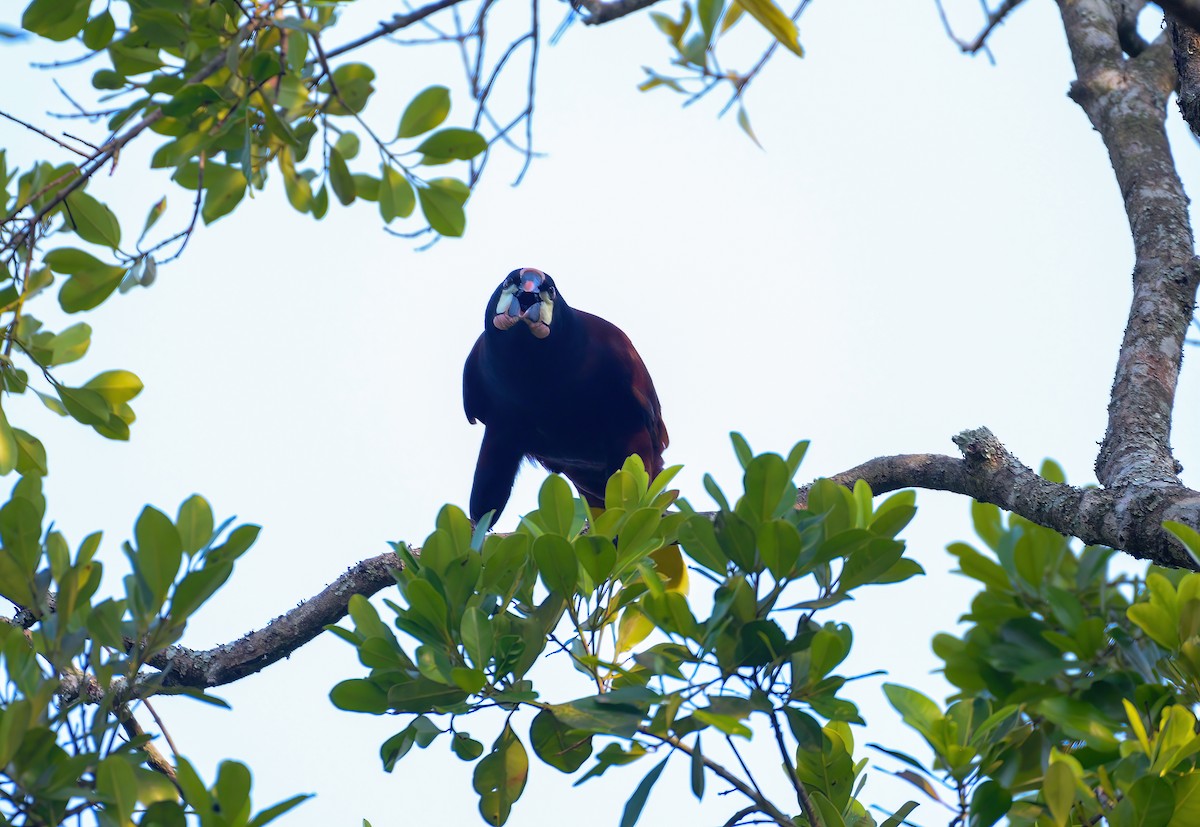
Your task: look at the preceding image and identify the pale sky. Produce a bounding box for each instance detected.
[2,1,1199,825]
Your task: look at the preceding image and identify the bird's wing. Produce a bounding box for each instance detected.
[578,311,669,454]
[462,335,488,424]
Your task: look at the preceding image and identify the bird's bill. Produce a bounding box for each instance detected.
[492,267,555,338]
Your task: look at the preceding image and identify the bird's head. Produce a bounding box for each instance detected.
[489,267,558,339]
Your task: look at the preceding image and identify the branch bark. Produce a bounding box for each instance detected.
[796,427,1200,570]
[146,551,402,688]
[1157,0,1200,30]
[1056,2,1198,491]
[575,0,665,26]
[1166,10,1200,135]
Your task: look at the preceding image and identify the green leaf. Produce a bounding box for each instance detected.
[881,802,920,827]
[1168,774,1200,827]
[335,132,361,159]
[1165,520,1200,566]
[548,696,646,738]
[968,781,1009,827]
[398,86,451,138]
[736,0,803,56]
[13,429,47,477]
[883,683,942,746]
[379,164,415,222]
[809,791,847,827]
[689,735,704,799]
[324,63,376,115]
[1042,761,1074,827]
[247,794,313,827]
[43,247,104,275]
[57,385,110,426]
[22,0,89,41]
[452,732,486,761]
[82,10,116,50]
[698,0,725,41]
[330,679,389,714]
[532,534,578,596]
[736,106,762,149]
[134,505,183,605]
[473,724,529,826]
[619,757,669,827]
[214,760,252,821]
[0,403,18,476]
[418,178,468,237]
[177,495,215,555]
[538,474,576,535]
[328,148,356,206]
[575,535,616,584]
[202,165,247,224]
[417,128,488,161]
[460,605,493,670]
[530,709,593,773]
[740,452,792,522]
[96,757,139,823]
[57,263,126,313]
[64,191,121,248]
[84,370,143,404]
[1127,775,1174,827]
[92,68,124,90]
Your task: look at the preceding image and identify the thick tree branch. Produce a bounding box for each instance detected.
[1167,11,1200,135]
[797,427,1200,570]
[145,551,402,688]
[1157,0,1200,31]
[1056,1,1199,491]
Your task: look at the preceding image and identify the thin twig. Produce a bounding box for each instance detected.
[637,727,793,827]
[0,111,91,158]
[320,0,469,61]
[769,710,821,827]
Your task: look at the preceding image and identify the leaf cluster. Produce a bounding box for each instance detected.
[0,473,310,825]
[877,461,1200,827]
[332,436,924,827]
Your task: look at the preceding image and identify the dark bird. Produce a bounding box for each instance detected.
[463,267,668,523]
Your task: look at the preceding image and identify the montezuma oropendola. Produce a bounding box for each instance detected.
[463,267,668,523]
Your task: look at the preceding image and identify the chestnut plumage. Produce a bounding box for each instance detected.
[463,267,668,523]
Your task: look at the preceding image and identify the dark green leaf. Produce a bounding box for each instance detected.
[473,724,528,826]
[968,781,1010,827]
[619,757,668,827]
[530,709,593,773]
[330,679,389,714]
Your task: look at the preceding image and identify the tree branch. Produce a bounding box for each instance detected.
[146,551,402,688]
[1166,11,1200,136]
[575,0,665,26]
[797,427,1200,570]
[320,0,471,61]
[1157,0,1200,31]
[637,727,794,827]
[1054,1,1199,493]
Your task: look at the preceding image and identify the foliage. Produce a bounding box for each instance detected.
[3,3,1200,827]
[873,462,1200,826]
[0,479,310,824]
[327,453,1200,827]
[332,438,925,826]
[0,1,499,490]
